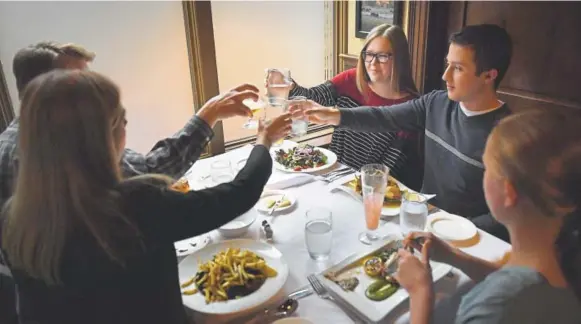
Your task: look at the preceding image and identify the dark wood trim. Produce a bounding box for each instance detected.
[499,88,581,110]
[0,60,15,133]
[407,1,429,93]
[182,1,224,157]
[355,1,404,39]
[407,1,449,94]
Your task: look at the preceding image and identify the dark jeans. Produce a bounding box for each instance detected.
[471,213,510,243]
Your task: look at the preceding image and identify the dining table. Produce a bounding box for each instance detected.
[179,141,512,324]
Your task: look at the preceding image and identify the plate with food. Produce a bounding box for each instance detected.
[178,239,289,315]
[343,174,405,217]
[256,190,296,213]
[319,239,452,323]
[272,144,337,173]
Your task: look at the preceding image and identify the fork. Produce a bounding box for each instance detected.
[315,168,355,183]
[307,274,362,323]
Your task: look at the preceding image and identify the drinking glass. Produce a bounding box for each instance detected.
[263,96,287,147]
[400,192,429,235]
[305,207,333,261]
[359,164,389,245]
[241,97,267,130]
[287,96,309,137]
[265,68,292,100]
[210,160,234,185]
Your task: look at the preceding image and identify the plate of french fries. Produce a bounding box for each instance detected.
[178,239,289,314]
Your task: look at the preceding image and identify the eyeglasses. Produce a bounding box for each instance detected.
[361,51,393,64]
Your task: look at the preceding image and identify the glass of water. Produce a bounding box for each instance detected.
[400,192,429,235]
[264,97,287,147]
[305,207,333,261]
[210,160,234,185]
[265,68,292,100]
[359,164,389,245]
[287,96,309,137]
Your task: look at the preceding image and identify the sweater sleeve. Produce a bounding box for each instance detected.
[289,69,357,106]
[339,92,433,133]
[124,145,272,243]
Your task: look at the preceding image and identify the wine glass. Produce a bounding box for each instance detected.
[359,164,389,245]
[241,97,267,130]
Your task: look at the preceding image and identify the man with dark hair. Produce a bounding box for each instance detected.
[300,24,513,242]
[0,41,256,323]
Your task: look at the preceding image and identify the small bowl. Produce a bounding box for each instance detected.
[218,211,257,238]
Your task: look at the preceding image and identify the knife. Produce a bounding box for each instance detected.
[268,194,286,216]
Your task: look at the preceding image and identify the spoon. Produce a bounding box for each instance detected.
[267,298,299,320]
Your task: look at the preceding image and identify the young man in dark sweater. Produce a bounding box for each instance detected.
[297,24,513,242]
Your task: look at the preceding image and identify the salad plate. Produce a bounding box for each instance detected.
[271,144,337,173]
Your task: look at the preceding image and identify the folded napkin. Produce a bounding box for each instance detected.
[265,172,314,190]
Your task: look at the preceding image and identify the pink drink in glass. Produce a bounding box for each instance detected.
[364,193,383,230]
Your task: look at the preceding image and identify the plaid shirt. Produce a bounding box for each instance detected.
[0,115,213,294]
[0,115,214,209]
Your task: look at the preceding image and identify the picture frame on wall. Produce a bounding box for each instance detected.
[355,0,403,39]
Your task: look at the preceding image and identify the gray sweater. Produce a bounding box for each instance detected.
[339,91,510,231]
[456,266,581,324]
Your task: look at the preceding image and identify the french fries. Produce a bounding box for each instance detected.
[180,248,278,304]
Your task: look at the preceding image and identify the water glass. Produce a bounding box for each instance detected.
[305,207,333,261]
[359,164,389,245]
[400,192,429,235]
[264,97,287,147]
[210,160,234,185]
[287,96,309,137]
[265,68,292,100]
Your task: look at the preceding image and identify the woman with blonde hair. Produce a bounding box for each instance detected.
[0,70,291,323]
[395,108,581,323]
[283,24,422,189]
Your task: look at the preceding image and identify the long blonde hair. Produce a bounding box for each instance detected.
[356,24,418,97]
[486,108,581,300]
[2,70,141,285]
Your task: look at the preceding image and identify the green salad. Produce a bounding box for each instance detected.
[274,144,328,171]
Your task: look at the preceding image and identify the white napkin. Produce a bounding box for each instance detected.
[265,172,314,190]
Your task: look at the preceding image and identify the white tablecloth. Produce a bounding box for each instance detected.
[181,142,511,324]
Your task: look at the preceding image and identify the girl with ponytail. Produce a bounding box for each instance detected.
[393,108,581,323]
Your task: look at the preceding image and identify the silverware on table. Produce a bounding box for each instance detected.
[238,298,299,324]
[307,274,362,323]
[287,285,314,300]
[268,194,286,216]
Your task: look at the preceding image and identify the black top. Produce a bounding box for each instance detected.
[3,145,272,324]
[339,91,510,234]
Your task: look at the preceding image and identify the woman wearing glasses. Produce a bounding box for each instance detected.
[288,24,422,190]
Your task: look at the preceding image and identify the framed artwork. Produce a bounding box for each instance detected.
[355,0,404,39]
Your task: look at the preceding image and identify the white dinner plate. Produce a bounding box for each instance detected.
[271,145,337,173]
[319,239,452,323]
[174,235,211,258]
[427,211,478,242]
[179,239,289,315]
[256,190,297,213]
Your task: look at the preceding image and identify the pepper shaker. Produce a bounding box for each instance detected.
[261,220,274,242]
